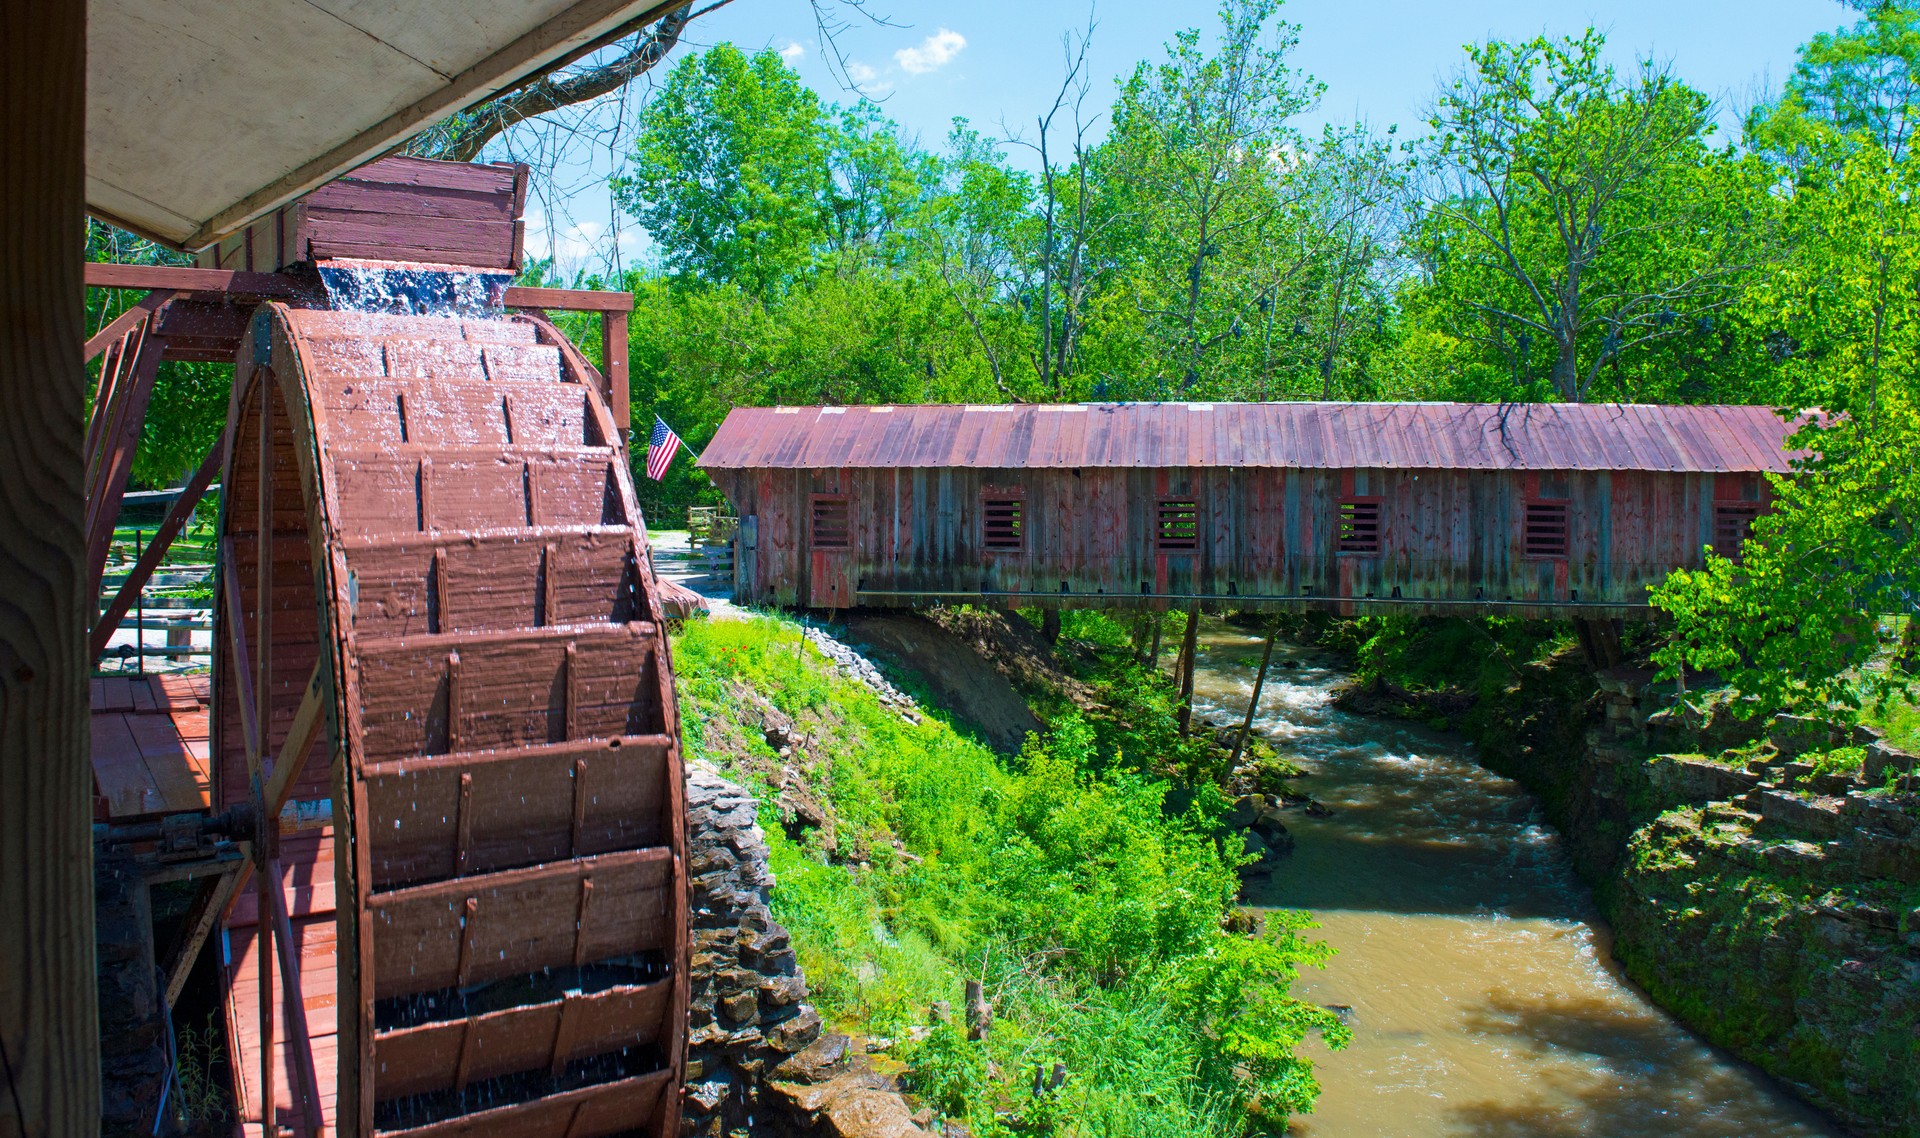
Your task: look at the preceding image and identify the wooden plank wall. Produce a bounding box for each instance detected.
[197,157,526,272]
[711,465,1766,616]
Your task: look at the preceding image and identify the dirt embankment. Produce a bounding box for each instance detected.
[832,610,1085,754]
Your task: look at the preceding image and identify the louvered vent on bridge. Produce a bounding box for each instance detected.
[1338,500,1382,554]
[1714,503,1761,561]
[983,498,1025,551]
[1524,501,1571,558]
[1156,500,1199,551]
[811,496,851,550]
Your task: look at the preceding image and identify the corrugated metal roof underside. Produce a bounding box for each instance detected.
[699,402,1798,474]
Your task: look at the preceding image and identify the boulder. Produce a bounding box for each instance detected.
[1855,833,1920,884]
[771,1070,931,1138]
[1252,806,1295,852]
[1761,839,1829,874]
[1645,690,1765,751]
[774,1033,852,1084]
[821,1089,930,1138]
[1863,741,1920,786]
[1222,795,1261,830]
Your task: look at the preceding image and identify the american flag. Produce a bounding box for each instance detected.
[645,415,686,481]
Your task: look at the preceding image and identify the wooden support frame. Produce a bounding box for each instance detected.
[85,289,174,362]
[84,318,169,596]
[91,435,224,658]
[82,263,636,432]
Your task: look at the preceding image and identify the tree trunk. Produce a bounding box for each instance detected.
[1040,608,1061,647]
[1553,336,1581,402]
[1176,604,1201,738]
[1148,615,1164,670]
[1,4,99,1135]
[1230,627,1277,767]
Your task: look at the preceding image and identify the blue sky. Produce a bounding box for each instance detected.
[521,0,1858,270]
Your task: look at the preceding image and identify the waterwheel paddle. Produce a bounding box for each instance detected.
[213,300,687,1137]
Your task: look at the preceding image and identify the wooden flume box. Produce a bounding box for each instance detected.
[196,155,529,272]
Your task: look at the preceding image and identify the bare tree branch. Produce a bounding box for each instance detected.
[410,3,719,163]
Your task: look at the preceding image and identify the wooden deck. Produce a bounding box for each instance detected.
[222,831,340,1138]
[90,673,211,820]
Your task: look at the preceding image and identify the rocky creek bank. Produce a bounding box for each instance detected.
[1335,652,1920,1136]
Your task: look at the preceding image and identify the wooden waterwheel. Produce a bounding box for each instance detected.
[213,300,687,1137]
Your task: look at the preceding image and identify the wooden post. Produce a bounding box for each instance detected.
[0,5,99,1135]
[965,980,991,1041]
[1147,614,1164,670]
[601,310,630,438]
[1230,627,1278,767]
[1176,603,1200,738]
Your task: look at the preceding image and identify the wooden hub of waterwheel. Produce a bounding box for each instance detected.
[213,300,687,1137]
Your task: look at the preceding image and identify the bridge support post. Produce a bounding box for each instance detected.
[1575,618,1625,670]
[1175,603,1200,738]
[1230,626,1278,767]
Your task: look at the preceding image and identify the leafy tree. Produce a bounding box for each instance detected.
[1748,3,1920,170]
[1411,32,1776,403]
[1651,145,1920,721]
[1271,123,1406,400]
[613,45,837,294]
[915,122,1042,397]
[1099,0,1323,396]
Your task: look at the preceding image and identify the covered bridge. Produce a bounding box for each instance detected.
[699,401,1796,618]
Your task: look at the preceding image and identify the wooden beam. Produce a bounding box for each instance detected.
[83,324,167,597]
[1230,627,1277,767]
[1175,603,1200,738]
[601,310,630,434]
[265,854,325,1136]
[222,554,260,762]
[91,436,224,658]
[163,861,246,1008]
[83,290,171,362]
[503,285,634,312]
[0,5,97,1133]
[82,262,298,296]
[263,662,327,820]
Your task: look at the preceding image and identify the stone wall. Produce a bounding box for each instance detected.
[684,761,824,1135]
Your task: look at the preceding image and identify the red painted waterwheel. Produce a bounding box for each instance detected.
[212,301,687,1137]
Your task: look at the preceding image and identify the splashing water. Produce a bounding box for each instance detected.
[1178,624,1846,1138]
[316,259,512,317]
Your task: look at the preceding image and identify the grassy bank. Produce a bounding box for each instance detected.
[669,611,1347,1136]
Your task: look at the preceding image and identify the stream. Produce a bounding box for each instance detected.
[1182,625,1846,1138]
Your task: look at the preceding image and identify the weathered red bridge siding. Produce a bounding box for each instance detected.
[700,402,1795,618]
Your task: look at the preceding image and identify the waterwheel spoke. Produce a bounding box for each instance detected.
[267,853,325,1135]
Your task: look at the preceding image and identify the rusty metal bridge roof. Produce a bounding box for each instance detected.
[699,402,1798,474]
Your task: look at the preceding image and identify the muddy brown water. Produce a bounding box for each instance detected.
[1181,625,1846,1138]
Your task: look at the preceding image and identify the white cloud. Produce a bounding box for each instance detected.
[780,41,805,63]
[894,28,966,75]
[846,60,892,96]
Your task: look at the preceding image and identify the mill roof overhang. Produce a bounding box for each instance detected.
[88,0,685,251]
[698,401,1801,475]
